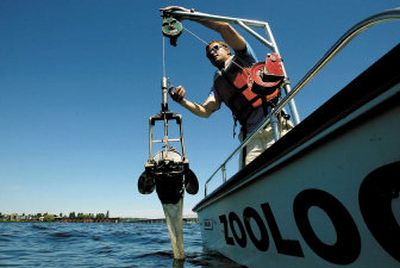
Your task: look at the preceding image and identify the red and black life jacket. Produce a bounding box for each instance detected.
[214,53,284,127]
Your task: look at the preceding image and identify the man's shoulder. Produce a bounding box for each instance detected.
[234,43,257,63]
[212,70,223,82]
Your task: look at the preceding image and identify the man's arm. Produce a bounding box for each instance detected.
[171,86,219,118]
[181,95,219,118]
[198,20,246,51]
[160,6,246,51]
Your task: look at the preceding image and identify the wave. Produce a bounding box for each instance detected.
[31,223,50,230]
[0,222,232,267]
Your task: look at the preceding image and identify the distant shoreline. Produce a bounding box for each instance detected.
[0,218,198,224]
[0,214,198,224]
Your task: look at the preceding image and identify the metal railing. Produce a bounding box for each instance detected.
[202,7,400,196]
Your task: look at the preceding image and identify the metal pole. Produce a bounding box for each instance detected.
[178,115,187,161]
[171,10,269,27]
[237,20,274,50]
[221,165,227,183]
[283,84,301,124]
[271,114,281,141]
[264,22,301,125]
[161,77,169,157]
[161,76,169,112]
[148,118,154,161]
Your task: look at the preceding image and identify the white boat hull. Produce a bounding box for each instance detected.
[193,45,400,267]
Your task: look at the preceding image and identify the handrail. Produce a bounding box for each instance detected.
[204,7,400,196]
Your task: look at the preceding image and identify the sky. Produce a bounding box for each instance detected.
[0,0,399,218]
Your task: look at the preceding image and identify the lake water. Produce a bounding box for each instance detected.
[0,222,243,267]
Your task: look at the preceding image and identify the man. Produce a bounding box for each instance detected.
[163,6,292,166]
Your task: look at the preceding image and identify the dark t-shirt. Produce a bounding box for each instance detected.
[210,45,266,133]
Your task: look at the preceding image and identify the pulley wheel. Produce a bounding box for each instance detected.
[162,17,183,37]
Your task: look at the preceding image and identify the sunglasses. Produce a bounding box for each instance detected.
[206,44,224,57]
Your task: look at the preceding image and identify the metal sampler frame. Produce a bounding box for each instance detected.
[167,8,400,196]
[147,77,187,166]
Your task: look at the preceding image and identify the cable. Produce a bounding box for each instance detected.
[162,36,167,78]
[183,25,246,71]
[183,27,209,45]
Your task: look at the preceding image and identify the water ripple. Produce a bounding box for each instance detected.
[0,222,236,267]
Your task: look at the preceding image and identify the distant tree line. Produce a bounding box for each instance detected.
[67,211,109,219]
[0,211,111,222]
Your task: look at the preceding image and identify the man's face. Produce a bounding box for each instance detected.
[206,42,231,68]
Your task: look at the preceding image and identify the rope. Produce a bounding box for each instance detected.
[183,27,209,45]
[162,36,167,77]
